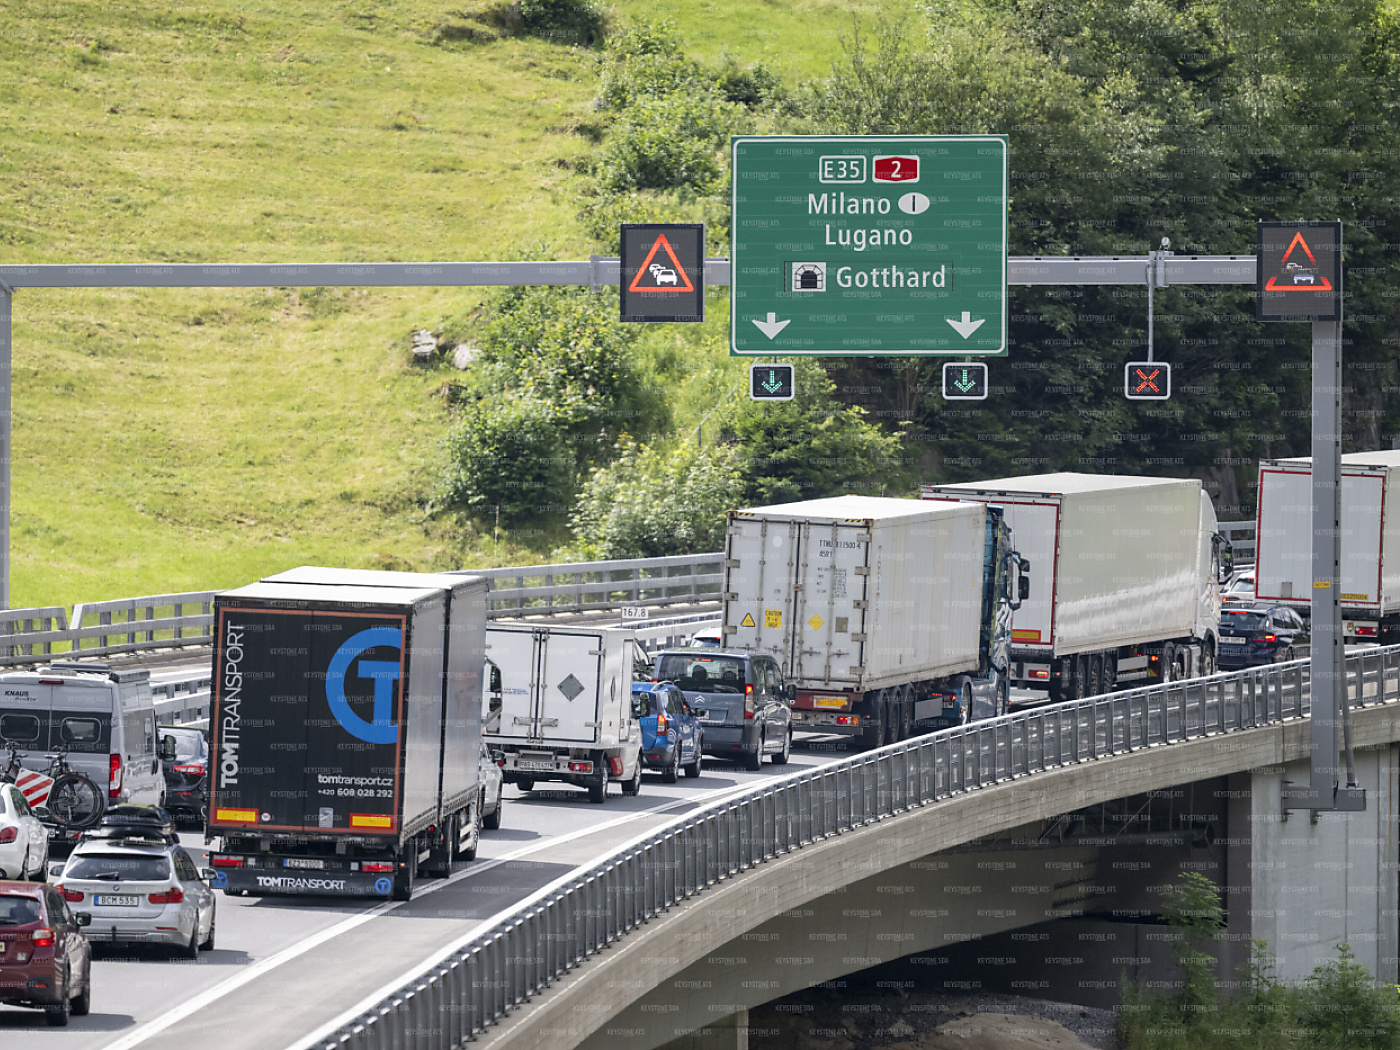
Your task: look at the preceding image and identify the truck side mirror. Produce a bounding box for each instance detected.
[160,735,177,761]
[786,684,797,703]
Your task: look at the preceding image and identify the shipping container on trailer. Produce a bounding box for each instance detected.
[721,495,1023,748]
[481,623,643,804]
[922,473,1226,701]
[1256,451,1400,642]
[205,576,485,901]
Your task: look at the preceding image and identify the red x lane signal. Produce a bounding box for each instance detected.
[1125,361,1171,400]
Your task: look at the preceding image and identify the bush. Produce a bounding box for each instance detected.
[568,442,745,559]
[598,21,703,110]
[438,394,573,524]
[519,0,604,46]
[596,93,751,193]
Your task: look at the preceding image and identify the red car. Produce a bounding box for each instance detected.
[0,882,92,1026]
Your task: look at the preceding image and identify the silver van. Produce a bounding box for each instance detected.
[0,663,166,812]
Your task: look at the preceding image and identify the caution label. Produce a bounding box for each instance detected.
[808,615,825,631]
[764,610,783,629]
[740,612,756,628]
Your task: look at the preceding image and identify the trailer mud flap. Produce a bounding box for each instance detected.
[217,868,396,897]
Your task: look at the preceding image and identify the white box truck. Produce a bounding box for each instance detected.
[482,624,643,803]
[1256,451,1400,642]
[721,495,1027,749]
[922,474,1228,701]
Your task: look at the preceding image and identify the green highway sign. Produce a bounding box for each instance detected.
[730,135,1008,357]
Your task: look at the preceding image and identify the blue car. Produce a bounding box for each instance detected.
[631,683,705,782]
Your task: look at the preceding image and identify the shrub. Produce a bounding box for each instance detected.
[519,0,604,46]
[438,394,574,524]
[596,93,751,193]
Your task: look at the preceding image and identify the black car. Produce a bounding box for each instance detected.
[157,726,209,827]
[1217,604,1310,669]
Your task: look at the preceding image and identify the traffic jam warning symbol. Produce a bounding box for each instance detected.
[1257,220,1341,322]
[620,223,704,323]
[1125,361,1172,400]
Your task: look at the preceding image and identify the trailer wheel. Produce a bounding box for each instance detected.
[392,855,416,901]
[896,689,913,740]
[1085,655,1102,697]
[859,701,885,750]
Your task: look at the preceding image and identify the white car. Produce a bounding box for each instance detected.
[0,782,49,881]
[1224,569,1256,605]
[54,806,215,957]
[689,626,723,648]
[479,741,503,831]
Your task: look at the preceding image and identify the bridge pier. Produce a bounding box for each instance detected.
[1222,743,1399,984]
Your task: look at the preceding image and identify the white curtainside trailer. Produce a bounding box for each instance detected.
[722,495,1024,748]
[481,624,643,803]
[922,473,1226,701]
[1256,451,1400,642]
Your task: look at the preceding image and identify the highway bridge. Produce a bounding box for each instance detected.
[7,641,1393,1050]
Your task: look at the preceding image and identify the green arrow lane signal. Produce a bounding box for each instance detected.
[942,362,988,401]
[749,362,795,401]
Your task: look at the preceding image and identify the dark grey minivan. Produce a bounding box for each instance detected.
[652,649,792,771]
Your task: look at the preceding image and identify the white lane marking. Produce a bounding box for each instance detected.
[101,772,803,1050]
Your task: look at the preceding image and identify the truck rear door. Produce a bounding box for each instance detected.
[535,631,603,745]
[724,514,799,669]
[483,628,540,741]
[791,518,873,686]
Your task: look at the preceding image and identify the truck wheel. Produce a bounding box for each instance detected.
[1085,655,1102,697]
[1202,647,1216,677]
[588,775,608,804]
[516,778,534,792]
[898,696,913,741]
[392,857,415,901]
[461,806,481,862]
[859,703,885,750]
[1161,642,1177,682]
[958,683,972,726]
[621,761,642,796]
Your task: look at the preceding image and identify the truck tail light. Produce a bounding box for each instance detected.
[568,760,594,773]
[836,715,860,726]
[744,684,755,720]
[31,928,55,948]
[149,887,185,905]
[362,862,394,873]
[57,885,84,903]
[109,753,124,800]
[1354,625,1379,637]
[0,826,16,844]
[210,856,244,868]
[1030,669,1049,680]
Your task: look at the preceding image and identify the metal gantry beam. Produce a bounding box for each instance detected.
[0,253,1257,609]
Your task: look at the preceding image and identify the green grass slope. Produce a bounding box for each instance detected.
[0,0,857,609]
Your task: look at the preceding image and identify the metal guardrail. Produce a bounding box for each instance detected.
[1219,518,1256,568]
[0,554,726,666]
[152,673,214,726]
[311,646,1400,1050]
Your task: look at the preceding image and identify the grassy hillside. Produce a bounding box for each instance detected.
[0,0,859,609]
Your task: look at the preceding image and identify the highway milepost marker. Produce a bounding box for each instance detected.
[730,135,1008,357]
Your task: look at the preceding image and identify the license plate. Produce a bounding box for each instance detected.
[518,760,553,771]
[284,858,326,870]
[702,715,725,724]
[813,697,846,709]
[1220,639,1245,646]
[95,895,139,907]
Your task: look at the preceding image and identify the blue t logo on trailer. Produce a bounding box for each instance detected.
[326,626,403,744]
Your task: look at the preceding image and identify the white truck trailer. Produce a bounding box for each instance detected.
[482,624,643,803]
[922,474,1227,701]
[1256,451,1400,642]
[721,495,1027,749]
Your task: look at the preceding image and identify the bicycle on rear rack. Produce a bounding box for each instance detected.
[1,739,107,831]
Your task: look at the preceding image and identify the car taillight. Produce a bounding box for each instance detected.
[656,712,667,734]
[1263,634,1276,642]
[0,826,16,844]
[362,862,393,873]
[210,856,244,868]
[149,887,185,905]
[109,753,124,800]
[744,684,755,720]
[31,927,55,948]
[57,885,83,903]
[173,763,206,776]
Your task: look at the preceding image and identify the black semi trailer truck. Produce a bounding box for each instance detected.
[205,574,487,901]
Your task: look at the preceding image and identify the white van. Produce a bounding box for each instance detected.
[0,663,167,810]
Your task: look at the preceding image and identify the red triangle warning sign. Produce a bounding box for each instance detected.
[627,234,696,293]
[1263,230,1333,292]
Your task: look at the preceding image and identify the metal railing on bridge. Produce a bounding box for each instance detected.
[0,553,724,666]
[308,646,1400,1050]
